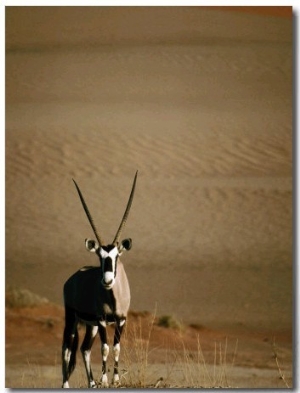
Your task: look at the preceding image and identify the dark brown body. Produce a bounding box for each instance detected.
[63,262,130,322]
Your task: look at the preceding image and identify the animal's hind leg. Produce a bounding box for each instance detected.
[112,318,126,386]
[80,324,98,388]
[62,306,78,388]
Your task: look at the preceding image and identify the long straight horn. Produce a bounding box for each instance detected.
[72,179,104,246]
[113,171,138,245]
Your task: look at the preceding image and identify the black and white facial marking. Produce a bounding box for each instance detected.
[99,245,119,289]
[85,238,132,290]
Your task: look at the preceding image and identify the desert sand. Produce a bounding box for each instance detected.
[5,6,292,388]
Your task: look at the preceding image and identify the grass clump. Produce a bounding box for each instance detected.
[157,315,182,330]
[6,287,49,308]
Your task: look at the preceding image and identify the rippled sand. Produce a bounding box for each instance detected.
[5,6,293,388]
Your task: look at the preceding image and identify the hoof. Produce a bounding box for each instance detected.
[100,374,109,388]
[112,374,120,387]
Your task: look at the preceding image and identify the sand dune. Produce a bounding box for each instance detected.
[5,6,293,387]
[6,5,292,325]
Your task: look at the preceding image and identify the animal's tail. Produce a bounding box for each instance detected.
[68,328,79,377]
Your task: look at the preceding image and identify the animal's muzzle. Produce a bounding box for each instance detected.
[102,271,115,289]
[101,257,116,288]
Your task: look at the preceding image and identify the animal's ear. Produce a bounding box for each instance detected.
[119,238,132,254]
[85,239,99,253]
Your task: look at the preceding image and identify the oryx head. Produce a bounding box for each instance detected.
[73,171,137,290]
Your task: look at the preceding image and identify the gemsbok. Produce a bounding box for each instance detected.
[62,171,138,388]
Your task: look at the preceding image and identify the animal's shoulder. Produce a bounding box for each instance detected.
[79,265,99,272]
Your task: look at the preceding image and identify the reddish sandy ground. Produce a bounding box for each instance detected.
[5,302,292,388]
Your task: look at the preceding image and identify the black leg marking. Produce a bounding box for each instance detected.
[113,318,125,346]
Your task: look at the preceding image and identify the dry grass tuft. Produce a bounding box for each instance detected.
[6,287,49,308]
[118,309,237,388]
[272,338,290,388]
[157,315,182,330]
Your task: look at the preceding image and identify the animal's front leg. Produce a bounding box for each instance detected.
[112,318,126,386]
[98,320,109,387]
[80,324,98,388]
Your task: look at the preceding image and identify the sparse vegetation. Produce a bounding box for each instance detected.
[5,289,293,388]
[157,315,182,330]
[121,307,158,387]
[5,287,49,308]
[272,338,290,388]
[109,309,236,388]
